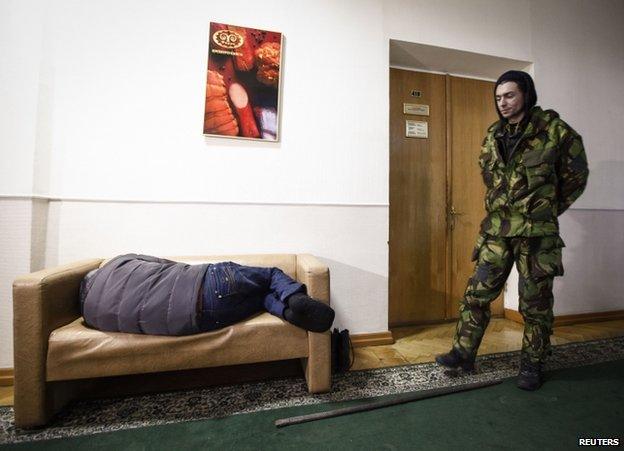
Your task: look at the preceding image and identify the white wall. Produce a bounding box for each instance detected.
[39,0,390,334]
[1,0,392,369]
[0,0,49,368]
[44,0,388,204]
[0,200,33,368]
[0,0,45,195]
[531,0,624,210]
[555,210,624,314]
[1,0,623,368]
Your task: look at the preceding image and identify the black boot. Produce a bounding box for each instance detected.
[284,293,335,333]
[435,348,475,372]
[517,357,543,391]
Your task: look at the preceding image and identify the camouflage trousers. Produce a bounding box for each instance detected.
[452,234,565,364]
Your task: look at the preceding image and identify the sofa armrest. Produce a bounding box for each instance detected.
[296,254,331,393]
[12,258,103,428]
[295,254,330,305]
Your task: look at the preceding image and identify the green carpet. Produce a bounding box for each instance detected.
[3,359,623,450]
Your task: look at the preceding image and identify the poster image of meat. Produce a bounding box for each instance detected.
[204,22,282,141]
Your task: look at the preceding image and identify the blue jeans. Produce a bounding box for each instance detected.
[199,262,306,331]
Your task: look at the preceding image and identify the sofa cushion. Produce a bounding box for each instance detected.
[46,313,308,381]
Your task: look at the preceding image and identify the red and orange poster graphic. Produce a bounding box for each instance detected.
[204,22,282,141]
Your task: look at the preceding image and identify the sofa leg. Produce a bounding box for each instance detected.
[14,380,89,429]
[13,378,51,429]
[301,331,331,393]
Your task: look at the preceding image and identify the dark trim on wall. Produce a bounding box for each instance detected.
[504,308,624,327]
[0,368,13,387]
[351,331,394,347]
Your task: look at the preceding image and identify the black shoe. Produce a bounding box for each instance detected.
[284,293,335,333]
[517,358,543,391]
[435,348,475,371]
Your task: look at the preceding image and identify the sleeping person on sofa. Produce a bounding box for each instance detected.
[79,254,335,336]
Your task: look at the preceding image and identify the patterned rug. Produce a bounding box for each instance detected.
[2,336,623,444]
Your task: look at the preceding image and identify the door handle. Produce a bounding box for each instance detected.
[450,206,464,216]
[448,206,463,230]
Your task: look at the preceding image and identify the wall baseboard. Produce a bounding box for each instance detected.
[0,368,13,387]
[504,308,624,327]
[351,331,394,348]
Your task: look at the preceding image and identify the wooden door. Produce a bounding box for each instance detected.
[389,69,447,326]
[389,69,503,327]
[448,76,503,319]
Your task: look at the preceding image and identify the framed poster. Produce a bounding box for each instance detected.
[204,22,283,141]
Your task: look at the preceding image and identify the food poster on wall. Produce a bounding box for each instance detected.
[204,22,283,141]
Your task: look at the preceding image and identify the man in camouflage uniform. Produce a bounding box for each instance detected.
[436,71,589,390]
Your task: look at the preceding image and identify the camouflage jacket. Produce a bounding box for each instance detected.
[478,106,589,237]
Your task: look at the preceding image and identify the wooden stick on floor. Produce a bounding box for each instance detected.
[275,379,503,427]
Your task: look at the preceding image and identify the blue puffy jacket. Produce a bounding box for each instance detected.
[81,254,207,335]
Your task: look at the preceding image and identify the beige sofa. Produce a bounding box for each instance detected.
[12,254,331,428]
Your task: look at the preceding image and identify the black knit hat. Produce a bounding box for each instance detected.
[494,70,537,120]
